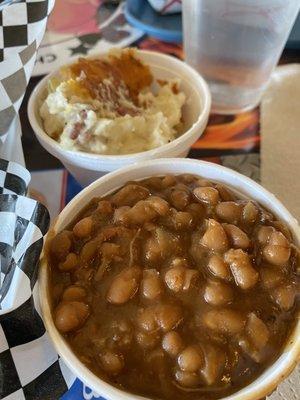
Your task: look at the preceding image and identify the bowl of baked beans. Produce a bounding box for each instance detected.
[39,158,300,400]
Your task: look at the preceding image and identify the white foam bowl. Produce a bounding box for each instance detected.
[39,158,300,400]
[28,50,211,187]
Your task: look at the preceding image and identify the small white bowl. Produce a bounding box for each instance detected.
[39,158,300,400]
[28,50,211,187]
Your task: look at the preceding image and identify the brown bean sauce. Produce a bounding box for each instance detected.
[48,174,300,400]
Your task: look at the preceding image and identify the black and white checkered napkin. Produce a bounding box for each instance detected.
[0,158,102,400]
[0,157,57,399]
[0,0,55,142]
[0,193,52,398]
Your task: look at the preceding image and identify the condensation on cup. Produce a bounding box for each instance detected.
[183,0,300,114]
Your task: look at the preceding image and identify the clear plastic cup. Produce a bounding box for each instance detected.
[183,0,300,114]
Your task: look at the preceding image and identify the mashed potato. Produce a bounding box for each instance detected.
[39,49,186,155]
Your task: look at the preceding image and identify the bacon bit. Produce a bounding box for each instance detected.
[70,109,88,140]
[116,106,140,117]
[157,79,168,87]
[171,82,179,94]
[70,122,84,140]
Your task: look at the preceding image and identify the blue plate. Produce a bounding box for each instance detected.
[124,0,182,43]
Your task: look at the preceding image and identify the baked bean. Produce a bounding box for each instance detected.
[201,344,226,385]
[201,219,229,252]
[101,242,121,260]
[136,331,160,349]
[174,211,193,230]
[190,233,207,264]
[196,178,214,187]
[55,301,89,333]
[207,255,231,281]
[203,309,245,335]
[144,235,161,264]
[120,201,157,225]
[242,202,258,224]
[215,184,236,201]
[142,177,163,190]
[147,196,170,216]
[246,313,269,351]
[165,267,198,292]
[181,174,197,184]
[62,286,86,301]
[137,307,158,332]
[155,304,183,331]
[97,200,113,214]
[80,240,98,265]
[73,217,93,238]
[183,269,199,290]
[111,184,149,206]
[165,267,185,292]
[238,313,269,362]
[269,230,290,247]
[51,230,72,261]
[99,350,124,375]
[170,257,189,269]
[263,245,291,266]
[257,226,274,245]
[58,252,78,271]
[237,337,258,363]
[271,284,296,311]
[260,209,274,223]
[260,267,284,289]
[143,222,157,232]
[224,249,258,290]
[144,228,179,264]
[272,221,292,242]
[106,266,141,304]
[122,197,169,226]
[162,331,184,357]
[113,206,130,223]
[177,346,203,372]
[204,280,233,306]
[260,229,291,266]
[161,175,176,188]
[223,224,250,249]
[185,202,206,221]
[175,370,201,387]
[141,269,162,300]
[193,187,220,206]
[215,202,242,224]
[169,187,190,210]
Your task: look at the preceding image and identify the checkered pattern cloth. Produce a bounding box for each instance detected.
[0,0,55,142]
[0,158,71,399]
[0,158,104,400]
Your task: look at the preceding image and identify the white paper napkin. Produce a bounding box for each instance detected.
[261,64,300,222]
[261,63,300,399]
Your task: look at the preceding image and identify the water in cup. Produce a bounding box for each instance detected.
[183,0,300,114]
